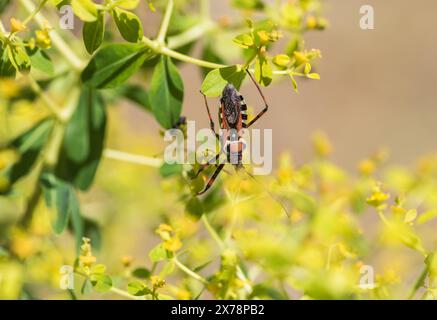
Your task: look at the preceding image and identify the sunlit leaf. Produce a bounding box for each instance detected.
[90,274,112,293]
[254,56,272,87]
[111,7,143,43]
[148,243,167,262]
[71,0,98,22]
[201,65,246,97]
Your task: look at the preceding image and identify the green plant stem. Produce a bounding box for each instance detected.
[142,36,225,69]
[110,286,145,300]
[408,263,429,299]
[201,214,225,251]
[173,258,208,285]
[23,0,48,26]
[167,20,215,49]
[103,149,163,168]
[28,76,63,121]
[18,0,84,70]
[201,215,250,287]
[157,0,174,44]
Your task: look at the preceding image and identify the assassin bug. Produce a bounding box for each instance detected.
[194,70,270,195]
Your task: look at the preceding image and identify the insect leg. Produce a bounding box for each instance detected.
[194,152,221,178]
[200,91,220,139]
[243,69,269,128]
[196,163,226,195]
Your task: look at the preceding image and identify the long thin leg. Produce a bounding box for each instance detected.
[200,91,219,139]
[194,152,221,178]
[244,70,269,128]
[197,163,226,195]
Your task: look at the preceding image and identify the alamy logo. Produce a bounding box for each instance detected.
[59,5,74,30]
[359,265,375,289]
[360,5,375,30]
[59,265,74,290]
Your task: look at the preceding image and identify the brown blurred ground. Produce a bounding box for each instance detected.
[120,0,437,170]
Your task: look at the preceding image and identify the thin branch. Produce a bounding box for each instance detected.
[167,20,215,49]
[110,287,146,300]
[173,258,208,285]
[23,0,48,26]
[201,214,251,289]
[28,75,63,120]
[142,36,226,69]
[408,262,429,299]
[103,149,163,168]
[157,0,174,44]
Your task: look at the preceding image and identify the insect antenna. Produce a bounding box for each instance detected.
[240,168,290,218]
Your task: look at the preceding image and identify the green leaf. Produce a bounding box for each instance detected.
[116,0,140,10]
[0,44,16,78]
[132,267,151,279]
[111,7,143,43]
[254,56,272,87]
[417,209,437,225]
[83,217,102,250]
[120,84,151,112]
[304,63,311,75]
[233,33,254,49]
[40,172,76,234]
[307,73,320,80]
[81,278,92,295]
[148,243,167,262]
[201,65,246,97]
[149,56,184,129]
[56,87,106,190]
[193,260,212,273]
[70,202,84,255]
[91,264,106,274]
[90,274,112,293]
[288,190,317,215]
[7,45,31,74]
[289,74,298,93]
[83,10,105,54]
[64,90,91,163]
[127,281,151,296]
[82,43,152,89]
[189,175,204,194]
[71,0,98,22]
[185,197,204,219]
[27,48,54,76]
[1,119,53,191]
[159,163,183,178]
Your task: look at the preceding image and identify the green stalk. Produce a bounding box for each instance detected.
[142,36,226,69]
[408,264,429,299]
[173,258,208,285]
[103,149,163,168]
[157,0,174,44]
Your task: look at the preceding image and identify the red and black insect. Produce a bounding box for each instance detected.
[195,70,269,195]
